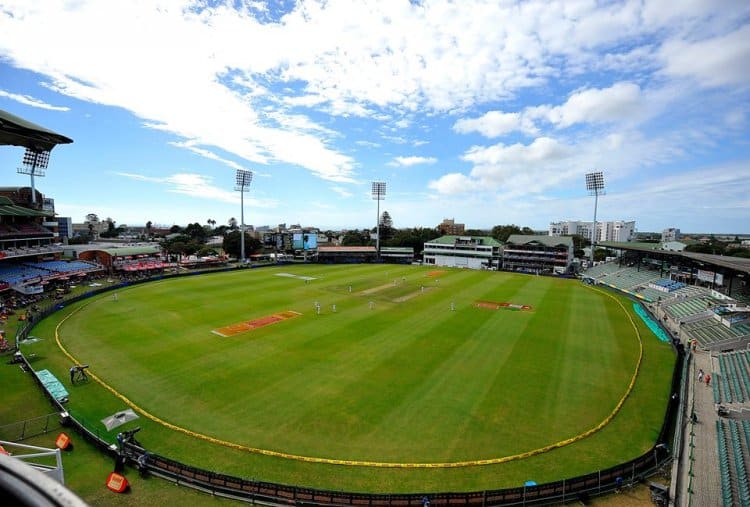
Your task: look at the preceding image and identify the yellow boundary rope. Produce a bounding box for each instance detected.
[55,285,643,468]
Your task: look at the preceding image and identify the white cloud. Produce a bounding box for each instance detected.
[330,186,352,198]
[659,24,750,89]
[355,140,381,148]
[116,171,277,208]
[0,89,69,111]
[428,173,480,195]
[169,141,249,172]
[389,156,437,167]
[453,83,645,138]
[453,111,536,138]
[539,82,643,128]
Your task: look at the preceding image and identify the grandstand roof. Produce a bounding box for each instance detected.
[380,247,415,253]
[318,246,376,252]
[90,245,161,257]
[506,234,573,248]
[0,196,48,216]
[428,235,502,246]
[0,108,73,151]
[599,241,750,275]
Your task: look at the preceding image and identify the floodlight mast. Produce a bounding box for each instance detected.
[235,170,253,263]
[371,182,386,260]
[17,149,51,205]
[585,171,605,265]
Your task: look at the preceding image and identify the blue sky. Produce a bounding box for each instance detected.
[0,0,748,233]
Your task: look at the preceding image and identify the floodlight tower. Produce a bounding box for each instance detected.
[17,148,51,205]
[585,171,605,265]
[235,169,253,263]
[372,182,386,260]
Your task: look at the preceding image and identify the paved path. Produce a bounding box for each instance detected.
[682,350,722,506]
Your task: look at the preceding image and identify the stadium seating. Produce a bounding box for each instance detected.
[716,419,750,507]
[663,296,718,321]
[0,264,50,285]
[24,260,99,273]
[583,261,623,279]
[714,351,750,404]
[651,278,687,292]
[0,260,101,285]
[598,268,662,291]
[716,420,733,507]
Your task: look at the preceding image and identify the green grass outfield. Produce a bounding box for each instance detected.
[23,264,675,493]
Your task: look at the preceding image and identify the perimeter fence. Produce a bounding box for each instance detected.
[13,266,682,506]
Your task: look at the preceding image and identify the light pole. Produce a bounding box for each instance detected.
[585,171,605,265]
[17,148,51,205]
[235,169,253,263]
[371,182,386,260]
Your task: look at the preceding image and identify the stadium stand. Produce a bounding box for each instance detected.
[651,278,686,292]
[583,261,623,279]
[0,265,50,285]
[684,321,750,348]
[597,267,662,291]
[716,419,750,507]
[23,260,99,274]
[663,295,719,322]
[713,351,750,405]
[0,261,100,286]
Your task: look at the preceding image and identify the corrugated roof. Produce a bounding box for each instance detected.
[318,246,376,252]
[599,241,750,275]
[0,108,73,151]
[506,234,573,247]
[0,195,49,216]
[427,235,503,247]
[380,247,414,253]
[95,245,162,257]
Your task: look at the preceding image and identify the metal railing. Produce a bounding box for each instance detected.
[0,413,61,442]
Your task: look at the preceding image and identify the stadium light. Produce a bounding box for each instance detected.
[17,148,51,205]
[235,170,253,263]
[585,171,605,265]
[372,182,386,259]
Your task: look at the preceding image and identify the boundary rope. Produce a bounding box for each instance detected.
[54,284,643,468]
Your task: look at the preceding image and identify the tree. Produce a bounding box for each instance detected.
[85,213,100,239]
[223,230,262,258]
[145,221,153,238]
[571,234,590,258]
[387,227,440,254]
[464,229,486,236]
[593,248,608,262]
[491,224,523,242]
[99,218,119,238]
[184,222,207,241]
[379,211,394,241]
[169,225,182,234]
[341,229,369,246]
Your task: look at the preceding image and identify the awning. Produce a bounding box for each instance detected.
[0,108,73,151]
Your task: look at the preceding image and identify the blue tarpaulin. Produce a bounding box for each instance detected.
[35,369,69,402]
[633,303,671,342]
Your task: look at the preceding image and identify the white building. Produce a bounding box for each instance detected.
[423,235,502,270]
[549,220,635,242]
[662,228,681,242]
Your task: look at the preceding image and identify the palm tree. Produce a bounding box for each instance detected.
[146,220,153,238]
